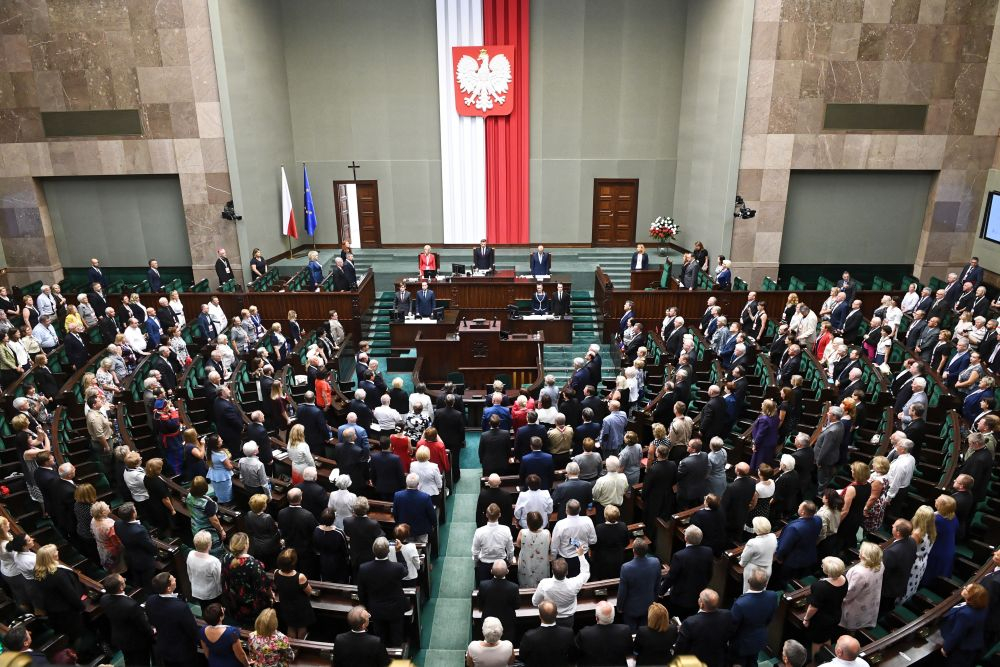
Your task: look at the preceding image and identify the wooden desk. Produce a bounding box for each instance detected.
[390,311,460,347]
[414,321,543,386]
[396,271,572,315]
[508,315,572,343]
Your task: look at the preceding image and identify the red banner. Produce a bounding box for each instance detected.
[452,45,515,117]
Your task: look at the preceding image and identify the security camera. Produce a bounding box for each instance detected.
[221,200,242,221]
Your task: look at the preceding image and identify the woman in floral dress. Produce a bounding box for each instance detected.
[221,532,272,628]
[515,511,551,588]
[862,456,891,533]
[903,505,935,603]
[90,501,124,573]
[248,609,295,667]
[840,542,884,630]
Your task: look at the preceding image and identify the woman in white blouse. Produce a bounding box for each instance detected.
[390,524,421,583]
[410,446,443,498]
[286,424,316,485]
[186,529,222,605]
[168,290,186,326]
[739,516,777,593]
[900,283,920,315]
[327,474,357,530]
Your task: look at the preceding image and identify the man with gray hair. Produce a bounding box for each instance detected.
[356,536,408,647]
[570,357,589,395]
[782,639,808,667]
[333,605,391,665]
[574,599,632,663]
[959,431,993,502]
[478,561,519,642]
[239,442,270,498]
[598,399,626,455]
[731,567,778,666]
[295,466,329,521]
[675,588,732,665]
[658,525,713,620]
[814,405,845,489]
[392,472,436,544]
[886,439,915,514]
[551,461,593,519]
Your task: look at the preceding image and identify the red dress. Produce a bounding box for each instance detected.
[417,437,450,474]
[390,433,413,472]
[815,331,832,359]
[418,252,436,274]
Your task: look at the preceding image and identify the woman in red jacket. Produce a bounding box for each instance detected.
[418,244,437,278]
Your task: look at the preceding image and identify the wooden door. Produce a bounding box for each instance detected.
[592,178,638,246]
[332,180,382,248]
[356,181,382,247]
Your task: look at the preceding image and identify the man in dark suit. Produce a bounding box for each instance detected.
[88,258,108,290]
[840,300,863,343]
[658,524,714,620]
[568,358,590,396]
[343,252,359,288]
[150,346,177,391]
[575,600,633,666]
[519,600,576,667]
[295,391,331,454]
[115,502,158,592]
[959,432,993,503]
[680,253,699,290]
[99,307,121,344]
[370,441,405,500]
[642,445,677,542]
[415,281,436,318]
[552,283,570,316]
[357,538,409,647]
[100,573,155,666]
[479,415,512,476]
[790,434,816,504]
[699,385,728,444]
[952,474,975,541]
[515,411,548,459]
[197,304,218,342]
[674,588,732,667]
[50,463,77,539]
[476,474,515,528]
[213,387,244,452]
[878,518,918,619]
[294,467,329,521]
[343,496,385,576]
[777,345,802,386]
[214,248,233,286]
[980,548,1000,648]
[558,387,582,428]
[473,239,495,270]
[722,462,756,543]
[434,394,465,474]
[943,339,971,390]
[773,501,821,588]
[829,293,850,332]
[334,429,369,491]
[479,560,519,641]
[520,437,554,490]
[813,406,844,489]
[616,539,662,630]
[392,474,437,541]
[64,324,89,370]
[277,488,320,577]
[147,259,163,292]
[552,462,593,519]
[676,440,709,510]
[903,404,927,456]
[663,317,686,360]
[959,256,984,286]
[730,569,777,667]
[145,573,199,667]
[393,283,412,318]
[624,322,645,362]
[836,271,858,302]
[328,258,351,291]
[691,494,727,557]
[334,606,392,666]
[529,244,552,276]
[574,407,602,452]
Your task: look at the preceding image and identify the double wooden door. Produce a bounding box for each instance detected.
[592,178,638,246]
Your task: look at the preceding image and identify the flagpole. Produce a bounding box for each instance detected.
[282,163,294,259]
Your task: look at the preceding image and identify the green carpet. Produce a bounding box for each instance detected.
[413,432,482,665]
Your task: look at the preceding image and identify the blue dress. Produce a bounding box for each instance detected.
[922,514,958,584]
[199,625,242,667]
[206,449,233,503]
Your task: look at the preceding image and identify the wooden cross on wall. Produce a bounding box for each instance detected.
[348,161,361,180]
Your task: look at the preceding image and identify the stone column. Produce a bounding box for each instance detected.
[0,176,63,286]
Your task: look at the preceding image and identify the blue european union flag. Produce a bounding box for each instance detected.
[303,164,317,236]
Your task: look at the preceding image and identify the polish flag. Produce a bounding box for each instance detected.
[280,166,297,238]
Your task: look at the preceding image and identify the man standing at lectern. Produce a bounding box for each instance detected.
[474,239,495,271]
[415,281,436,318]
[532,284,551,315]
[530,245,551,277]
[552,283,570,316]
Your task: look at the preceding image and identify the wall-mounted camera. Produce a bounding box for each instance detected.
[221,200,242,221]
[734,195,756,220]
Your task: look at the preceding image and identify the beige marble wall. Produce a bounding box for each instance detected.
[733,0,1000,287]
[0,0,240,286]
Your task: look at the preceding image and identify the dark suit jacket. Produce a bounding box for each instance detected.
[575,623,634,666]
[699,396,728,443]
[147,268,163,292]
[882,537,918,601]
[295,480,329,521]
[730,591,778,657]
[357,558,408,617]
[681,261,699,290]
[64,332,89,369]
[642,459,677,523]
[415,289,436,317]
[277,505,319,554]
[393,290,412,316]
[295,403,331,452]
[434,407,465,451]
[520,451,554,490]
[101,593,155,652]
[116,519,158,573]
[515,423,549,459]
[88,266,108,290]
[552,290,571,316]
[146,594,200,662]
[334,630,391,666]
[479,576,519,636]
[476,487,515,528]
[51,478,77,535]
[659,544,714,610]
[34,466,59,516]
[213,397,244,445]
[774,516,821,569]
[370,451,405,497]
[676,452,709,502]
[479,428,512,476]
[960,447,993,501]
[722,476,757,538]
[581,395,607,422]
[392,488,436,538]
[343,515,384,568]
[519,623,576,667]
[674,609,732,667]
[771,469,800,520]
[690,508,727,557]
[552,478,593,518]
[630,252,650,270]
[530,252,552,276]
[954,489,975,540]
[473,246,495,270]
[151,354,177,390]
[618,555,663,617]
[98,316,119,345]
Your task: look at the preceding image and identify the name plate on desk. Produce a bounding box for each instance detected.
[403,317,438,324]
[521,315,556,321]
[519,274,551,280]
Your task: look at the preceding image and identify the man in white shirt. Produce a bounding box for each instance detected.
[207,297,227,333]
[531,544,590,626]
[817,635,869,667]
[373,394,402,431]
[550,499,597,577]
[513,474,554,529]
[36,285,56,320]
[886,439,915,512]
[32,315,59,352]
[471,503,514,587]
[123,318,147,353]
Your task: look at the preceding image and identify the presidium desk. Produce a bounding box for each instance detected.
[390,271,573,346]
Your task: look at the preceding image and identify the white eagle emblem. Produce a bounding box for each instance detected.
[456,49,512,113]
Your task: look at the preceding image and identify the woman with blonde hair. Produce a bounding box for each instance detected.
[634,602,678,664]
[922,494,959,585]
[90,500,123,573]
[863,456,891,532]
[182,427,208,481]
[248,608,295,667]
[286,424,315,485]
[72,483,99,564]
[739,516,776,593]
[750,399,780,470]
[840,541,884,630]
[245,494,280,568]
[647,422,669,462]
[836,461,871,551]
[411,445,444,499]
[35,544,84,643]
[903,504,936,602]
[222,532,272,627]
[783,293,800,325]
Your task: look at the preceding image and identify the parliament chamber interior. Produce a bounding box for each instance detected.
[2,1,1000,666]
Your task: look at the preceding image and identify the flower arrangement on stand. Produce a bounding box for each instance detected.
[649,216,679,255]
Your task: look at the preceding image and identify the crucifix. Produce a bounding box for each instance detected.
[348,161,361,181]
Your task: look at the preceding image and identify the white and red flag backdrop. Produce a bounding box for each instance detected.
[436,0,529,245]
